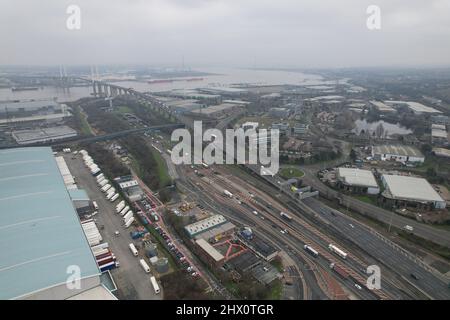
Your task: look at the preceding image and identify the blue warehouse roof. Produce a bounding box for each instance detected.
[0,147,100,299]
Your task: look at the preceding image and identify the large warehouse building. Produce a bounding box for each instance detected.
[0,147,115,299]
[380,174,446,210]
[336,168,380,194]
[372,145,425,163]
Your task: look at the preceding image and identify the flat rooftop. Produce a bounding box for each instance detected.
[0,98,60,113]
[200,87,248,94]
[384,100,442,114]
[12,126,77,145]
[185,214,227,237]
[190,103,240,114]
[370,100,396,112]
[432,128,448,138]
[433,148,450,158]
[194,221,236,240]
[0,113,70,124]
[372,145,423,158]
[337,168,379,188]
[382,174,444,203]
[195,239,224,262]
[309,95,345,101]
[0,147,100,299]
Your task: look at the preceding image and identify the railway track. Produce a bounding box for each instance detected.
[199,168,392,300]
[190,171,381,299]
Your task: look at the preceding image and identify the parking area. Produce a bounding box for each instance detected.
[63,153,162,300]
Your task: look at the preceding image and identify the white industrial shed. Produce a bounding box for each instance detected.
[372,145,425,163]
[381,174,446,209]
[336,168,380,194]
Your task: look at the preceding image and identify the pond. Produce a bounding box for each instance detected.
[352,119,412,137]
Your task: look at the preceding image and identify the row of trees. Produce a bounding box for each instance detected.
[280,150,341,165]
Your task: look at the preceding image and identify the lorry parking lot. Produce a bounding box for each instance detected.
[63,153,162,300]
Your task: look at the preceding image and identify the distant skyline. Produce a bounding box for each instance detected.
[1,0,450,68]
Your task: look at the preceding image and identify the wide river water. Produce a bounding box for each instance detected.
[0,68,334,103]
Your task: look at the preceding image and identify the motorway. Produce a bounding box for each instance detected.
[176,177,321,300]
[177,164,389,300]
[242,164,450,299]
[300,168,450,247]
[63,153,161,300]
[304,197,450,299]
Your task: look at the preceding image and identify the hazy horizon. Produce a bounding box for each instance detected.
[1,0,450,68]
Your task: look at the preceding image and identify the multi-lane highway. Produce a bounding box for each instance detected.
[179,165,397,299]
[300,168,450,247]
[241,164,450,299]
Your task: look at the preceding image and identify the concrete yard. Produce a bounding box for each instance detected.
[63,153,162,300]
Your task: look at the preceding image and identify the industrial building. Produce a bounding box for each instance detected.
[12,125,77,145]
[0,98,62,114]
[199,87,248,96]
[431,124,448,146]
[165,99,204,114]
[184,214,228,238]
[0,99,71,125]
[239,235,279,261]
[384,101,442,115]
[194,239,225,267]
[372,145,425,163]
[381,174,446,210]
[194,221,236,242]
[69,189,92,216]
[369,100,396,113]
[163,89,222,105]
[433,147,450,158]
[336,168,380,194]
[0,147,115,299]
[190,103,243,119]
[115,176,144,202]
[431,115,450,125]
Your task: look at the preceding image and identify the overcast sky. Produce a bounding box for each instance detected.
[1,0,450,68]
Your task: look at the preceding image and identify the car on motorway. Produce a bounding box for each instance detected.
[349,224,354,228]
[252,210,258,215]
[354,284,362,290]
[280,230,286,234]
[410,273,420,280]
